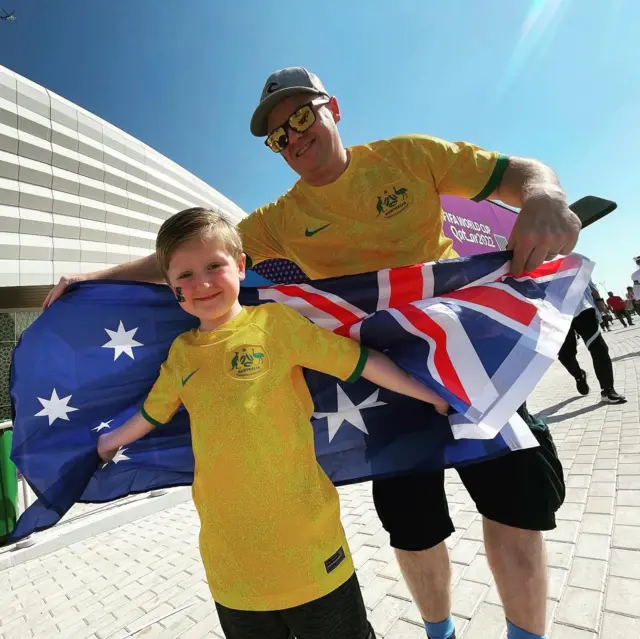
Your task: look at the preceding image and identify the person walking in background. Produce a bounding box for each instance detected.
[607,291,634,327]
[558,283,626,404]
[632,256,640,301]
[590,287,612,331]
[626,286,639,315]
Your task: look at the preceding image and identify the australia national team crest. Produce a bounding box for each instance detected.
[227,344,269,380]
[375,185,411,219]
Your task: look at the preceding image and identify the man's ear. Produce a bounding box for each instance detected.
[327,96,341,124]
[238,253,247,280]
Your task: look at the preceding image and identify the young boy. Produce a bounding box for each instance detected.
[98,207,448,639]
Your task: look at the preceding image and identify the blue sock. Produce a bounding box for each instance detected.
[424,616,455,639]
[506,619,545,639]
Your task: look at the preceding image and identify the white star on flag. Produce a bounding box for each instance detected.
[102,321,143,360]
[313,385,387,442]
[35,389,78,425]
[102,447,130,468]
[92,420,113,433]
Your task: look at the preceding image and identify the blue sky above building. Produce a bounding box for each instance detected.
[1,0,638,291]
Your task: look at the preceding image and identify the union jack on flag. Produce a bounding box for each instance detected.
[9,251,592,541]
[250,251,593,443]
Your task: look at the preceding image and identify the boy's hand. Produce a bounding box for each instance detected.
[97,435,115,463]
[434,399,449,416]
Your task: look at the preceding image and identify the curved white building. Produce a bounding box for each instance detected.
[0,65,246,421]
[0,65,246,289]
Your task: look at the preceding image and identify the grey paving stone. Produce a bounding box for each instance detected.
[555,586,603,631]
[548,567,569,601]
[547,520,580,544]
[368,595,411,636]
[614,505,640,526]
[605,576,640,617]
[580,513,613,535]
[463,554,493,586]
[585,496,615,515]
[617,490,640,506]
[575,532,611,560]
[384,618,428,638]
[449,539,482,565]
[612,524,640,550]
[600,611,640,638]
[457,602,503,639]
[546,541,576,570]
[548,624,598,638]
[609,547,640,579]
[451,579,488,619]
[567,557,607,591]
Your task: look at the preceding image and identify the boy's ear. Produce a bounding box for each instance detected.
[238,253,247,280]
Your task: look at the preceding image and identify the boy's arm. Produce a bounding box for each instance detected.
[362,349,449,415]
[282,305,448,414]
[97,340,183,462]
[97,411,155,462]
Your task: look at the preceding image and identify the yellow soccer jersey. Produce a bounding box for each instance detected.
[239,134,508,279]
[142,303,368,611]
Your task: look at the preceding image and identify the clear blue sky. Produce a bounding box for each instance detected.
[2,0,638,293]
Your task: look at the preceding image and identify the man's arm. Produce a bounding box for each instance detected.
[489,157,581,275]
[43,253,163,309]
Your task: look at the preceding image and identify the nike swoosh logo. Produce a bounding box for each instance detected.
[305,223,332,237]
[181,370,199,386]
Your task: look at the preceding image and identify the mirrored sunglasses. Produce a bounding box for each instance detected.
[265,100,328,153]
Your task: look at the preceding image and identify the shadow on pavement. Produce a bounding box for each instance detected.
[536,396,580,420]
[543,403,604,425]
[611,350,640,363]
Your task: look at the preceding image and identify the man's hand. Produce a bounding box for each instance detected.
[43,274,87,310]
[42,255,165,310]
[506,188,581,275]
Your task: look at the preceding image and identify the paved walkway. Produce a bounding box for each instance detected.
[1,324,638,639]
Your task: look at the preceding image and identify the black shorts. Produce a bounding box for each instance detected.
[373,405,566,550]
[215,573,376,639]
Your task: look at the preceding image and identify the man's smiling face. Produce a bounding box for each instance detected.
[266,93,343,183]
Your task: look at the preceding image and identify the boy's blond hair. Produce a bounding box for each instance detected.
[156,207,243,276]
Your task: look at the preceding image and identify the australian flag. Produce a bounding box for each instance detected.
[8,251,593,541]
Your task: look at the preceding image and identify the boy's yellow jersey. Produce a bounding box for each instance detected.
[143,303,368,611]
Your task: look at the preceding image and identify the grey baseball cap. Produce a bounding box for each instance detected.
[250,67,328,137]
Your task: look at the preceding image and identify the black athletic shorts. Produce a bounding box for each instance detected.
[214,573,376,639]
[373,405,566,550]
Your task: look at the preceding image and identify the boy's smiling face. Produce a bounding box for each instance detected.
[166,232,246,330]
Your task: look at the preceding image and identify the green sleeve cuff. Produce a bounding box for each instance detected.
[141,405,168,428]
[472,154,509,202]
[346,346,369,383]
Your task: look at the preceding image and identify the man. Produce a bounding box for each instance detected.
[558,282,626,404]
[45,68,581,639]
[607,290,634,327]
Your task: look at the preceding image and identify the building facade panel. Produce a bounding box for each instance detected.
[0,65,248,421]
